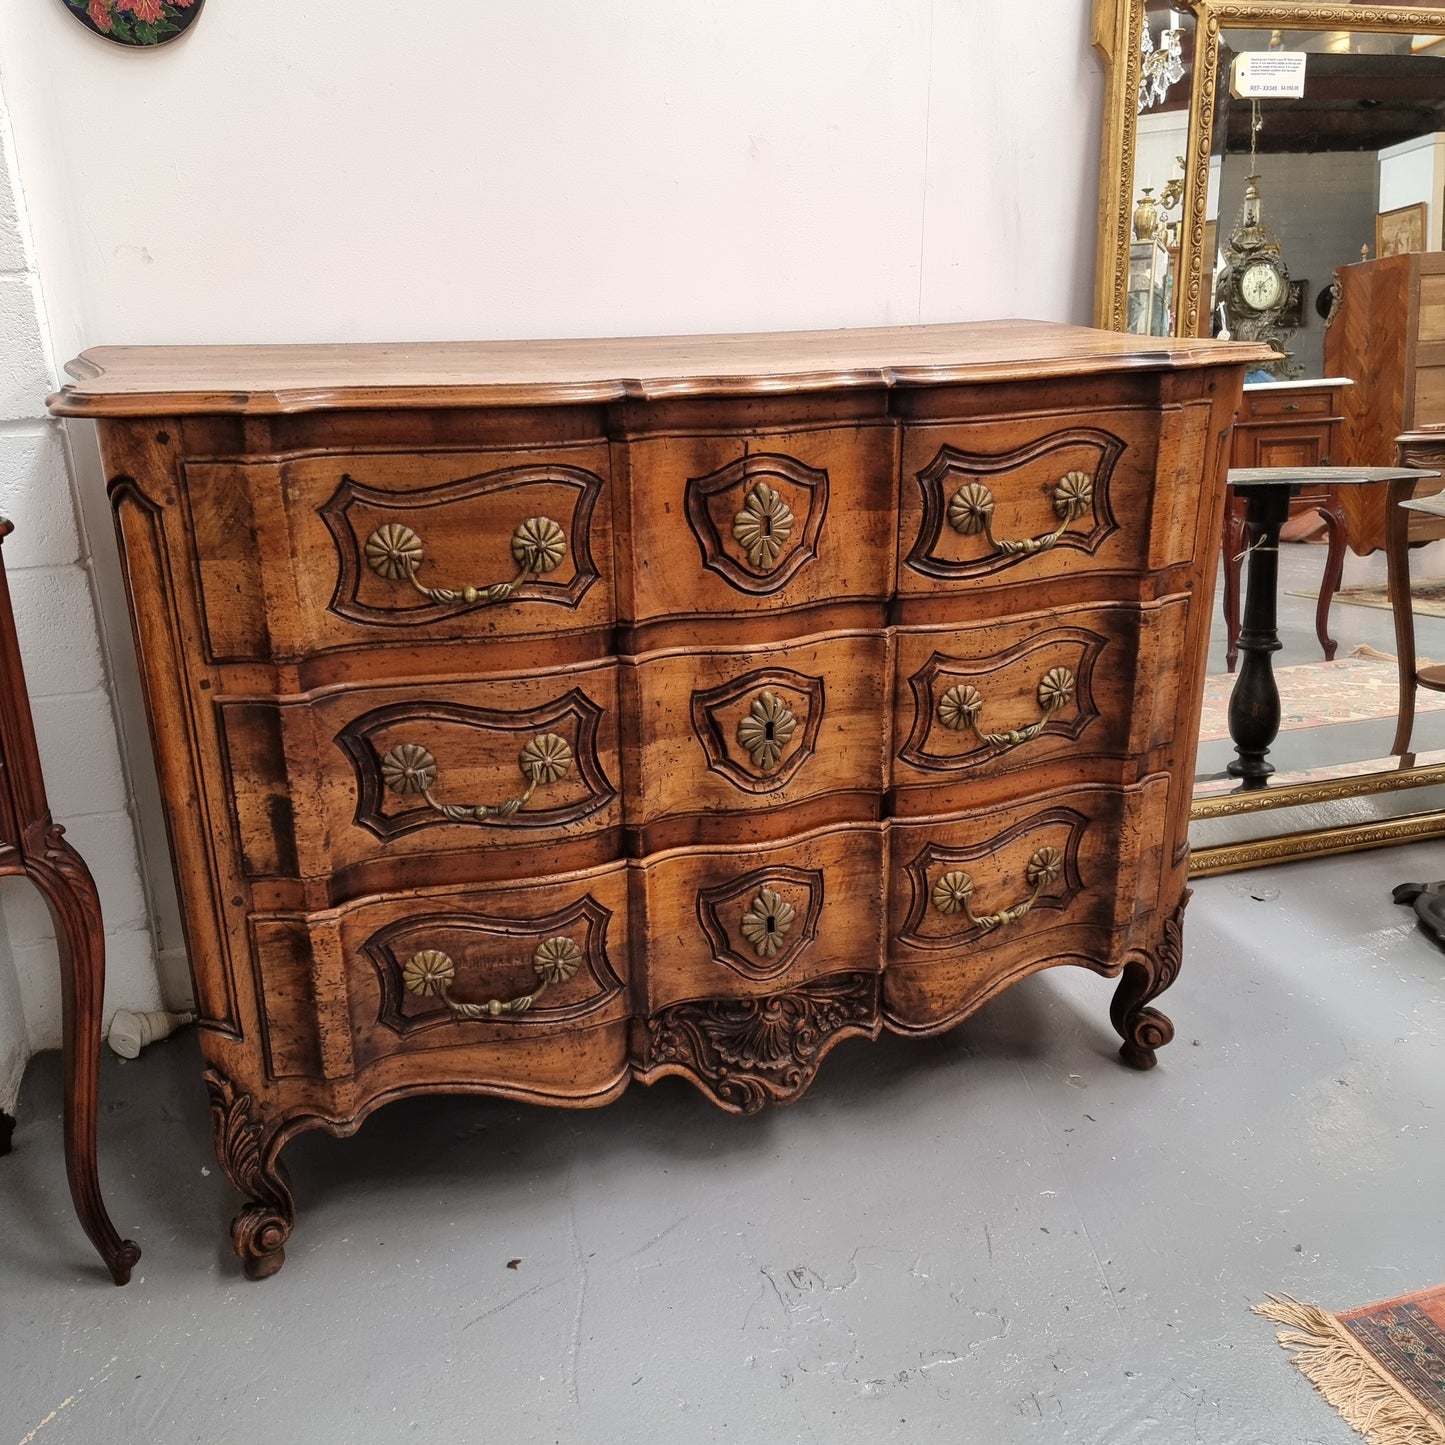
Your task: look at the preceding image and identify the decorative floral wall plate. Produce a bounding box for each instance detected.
[60,0,205,47]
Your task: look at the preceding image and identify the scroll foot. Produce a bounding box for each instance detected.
[1110,892,1188,1071]
[206,1069,296,1280]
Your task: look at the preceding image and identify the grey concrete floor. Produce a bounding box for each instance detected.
[3,844,1444,1444]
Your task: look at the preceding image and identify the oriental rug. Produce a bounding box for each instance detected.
[1257,1289,1445,1444]
[1290,579,1445,617]
[1197,655,1445,745]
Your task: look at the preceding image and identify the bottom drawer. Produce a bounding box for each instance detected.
[250,862,631,1100]
[884,774,1171,1034]
[633,823,885,1013]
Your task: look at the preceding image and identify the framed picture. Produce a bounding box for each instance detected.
[1279,279,1307,329]
[1377,203,1426,259]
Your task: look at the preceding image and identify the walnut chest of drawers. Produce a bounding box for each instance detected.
[51,321,1256,1278]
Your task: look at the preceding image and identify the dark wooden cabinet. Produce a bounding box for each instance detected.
[1222,379,1351,668]
[49,321,1261,1278]
[1326,252,1445,553]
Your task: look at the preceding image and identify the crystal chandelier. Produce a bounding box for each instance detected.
[1139,13,1185,112]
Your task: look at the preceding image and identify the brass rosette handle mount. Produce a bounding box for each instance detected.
[364,515,567,606]
[930,847,1064,932]
[380,732,573,822]
[402,937,582,1018]
[936,667,1075,749]
[947,470,1093,556]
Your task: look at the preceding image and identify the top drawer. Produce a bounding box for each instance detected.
[184,443,615,664]
[898,402,1209,593]
[612,398,897,633]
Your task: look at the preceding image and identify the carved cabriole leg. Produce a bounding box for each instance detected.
[634,972,881,1114]
[1110,891,1188,1070]
[29,826,142,1285]
[205,1070,296,1280]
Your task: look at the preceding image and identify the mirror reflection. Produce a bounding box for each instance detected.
[1127,17,1445,833]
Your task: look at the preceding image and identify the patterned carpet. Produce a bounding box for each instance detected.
[1198,655,1445,744]
[1257,1287,1445,1443]
[1288,579,1445,617]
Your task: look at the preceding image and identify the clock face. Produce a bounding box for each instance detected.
[1240,260,1285,312]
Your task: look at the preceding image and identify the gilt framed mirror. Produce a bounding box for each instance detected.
[1094,1,1445,873]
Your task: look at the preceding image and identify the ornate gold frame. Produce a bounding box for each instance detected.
[1093,1,1445,334]
[1093,0,1445,873]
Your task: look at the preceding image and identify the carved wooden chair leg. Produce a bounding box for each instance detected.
[1314,505,1346,662]
[1387,479,1418,758]
[1110,895,1187,1070]
[0,1108,15,1156]
[206,1071,296,1279]
[1222,489,1246,673]
[29,834,142,1286]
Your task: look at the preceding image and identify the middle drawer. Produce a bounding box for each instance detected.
[220,659,624,900]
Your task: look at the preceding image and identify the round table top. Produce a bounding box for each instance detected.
[1227,466,1441,488]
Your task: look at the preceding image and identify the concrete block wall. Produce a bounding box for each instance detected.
[0,85,160,1112]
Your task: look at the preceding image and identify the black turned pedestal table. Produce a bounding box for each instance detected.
[1390,485,1445,949]
[1224,467,1439,790]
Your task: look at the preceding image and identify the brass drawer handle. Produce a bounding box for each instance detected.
[930,847,1064,932]
[736,691,798,771]
[402,937,582,1017]
[947,471,1093,556]
[733,482,796,571]
[380,733,572,822]
[364,516,567,606]
[936,667,1075,748]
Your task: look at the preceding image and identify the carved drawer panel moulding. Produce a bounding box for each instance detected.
[629,630,888,828]
[891,597,1190,797]
[320,461,606,627]
[340,688,616,842]
[634,822,886,1013]
[684,452,829,594]
[54,321,1262,1277]
[896,807,1087,953]
[614,417,897,630]
[695,864,824,983]
[366,894,623,1037]
[906,427,1125,580]
[901,628,1104,771]
[689,666,825,794]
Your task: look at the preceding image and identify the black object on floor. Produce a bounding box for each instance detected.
[1392,879,1445,949]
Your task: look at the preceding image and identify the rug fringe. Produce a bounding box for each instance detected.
[1255,1296,1445,1445]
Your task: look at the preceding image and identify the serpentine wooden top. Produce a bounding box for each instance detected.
[48,320,1273,417]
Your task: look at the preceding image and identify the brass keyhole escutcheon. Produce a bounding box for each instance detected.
[736,691,798,772]
[740,888,796,959]
[733,482,796,571]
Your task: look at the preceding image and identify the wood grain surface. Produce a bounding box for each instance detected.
[53,322,1254,1277]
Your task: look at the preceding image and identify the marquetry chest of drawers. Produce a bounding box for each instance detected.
[50,321,1259,1278]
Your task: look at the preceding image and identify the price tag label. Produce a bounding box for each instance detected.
[1230,52,1307,98]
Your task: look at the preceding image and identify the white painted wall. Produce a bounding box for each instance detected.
[0,80,161,1112]
[1379,133,1445,252]
[0,0,1106,1073]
